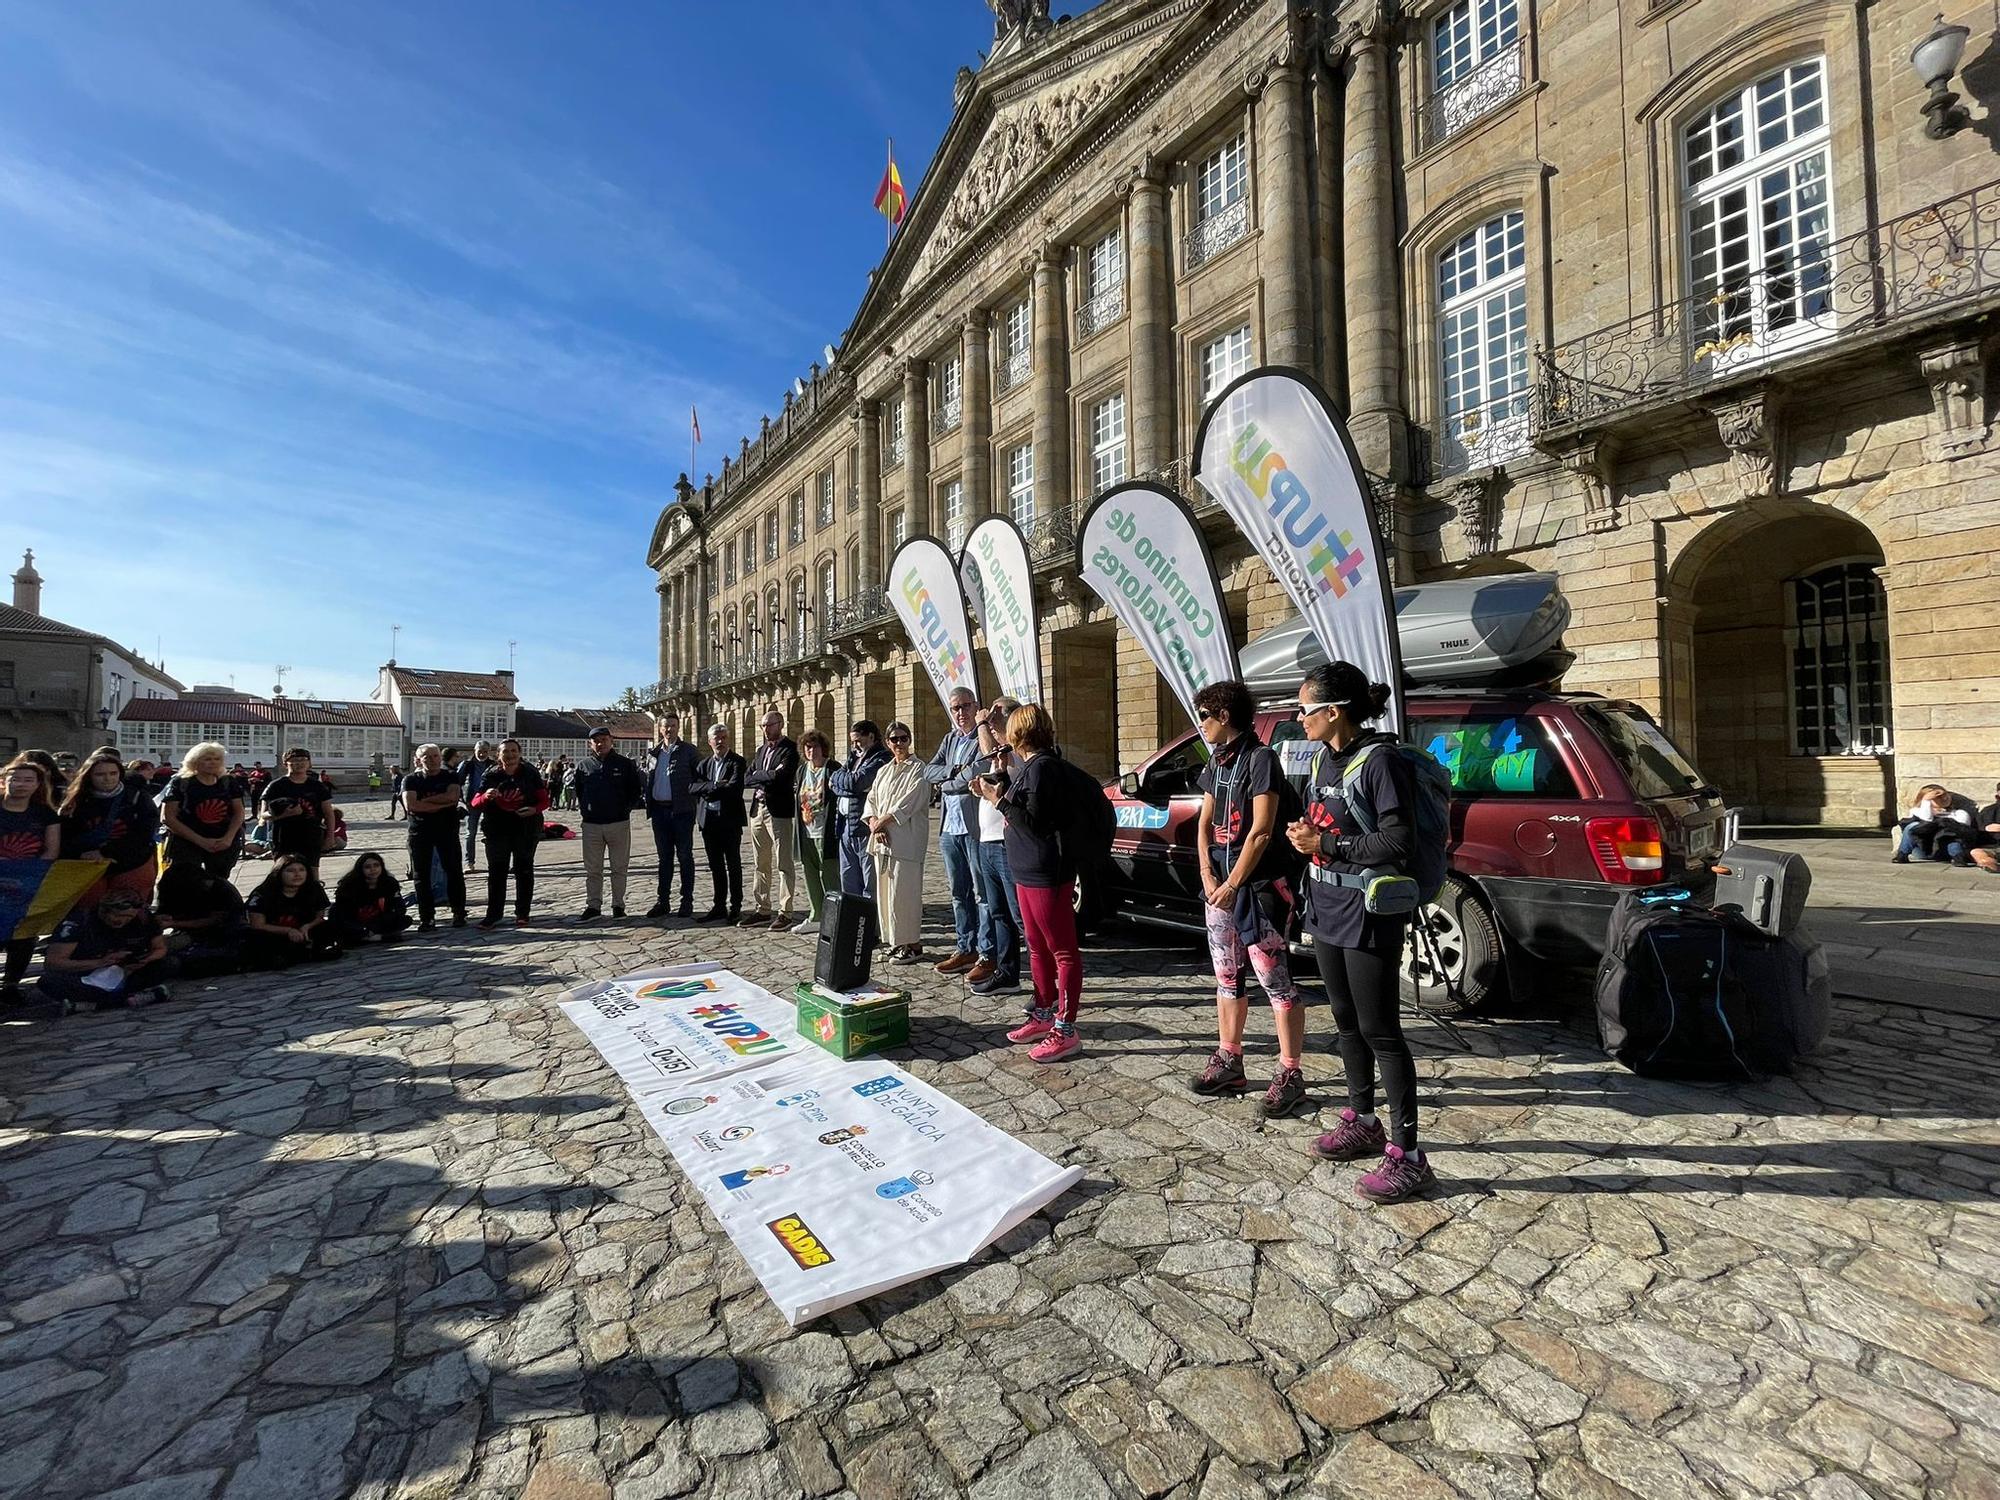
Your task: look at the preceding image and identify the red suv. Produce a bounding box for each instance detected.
[1100,689,1728,1013]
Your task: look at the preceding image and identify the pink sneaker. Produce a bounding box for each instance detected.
[1310,1107,1386,1161]
[1356,1144,1437,1204]
[1029,1029,1081,1064]
[1007,1016,1054,1045]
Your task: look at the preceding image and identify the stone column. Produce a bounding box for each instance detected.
[904,359,931,537]
[1031,245,1071,518]
[1257,60,1312,371]
[1127,168,1174,475]
[963,311,993,518]
[855,399,882,589]
[1313,63,1344,397]
[1341,16,1406,475]
[657,578,672,680]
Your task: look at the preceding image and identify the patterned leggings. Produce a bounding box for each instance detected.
[1203,900,1300,1010]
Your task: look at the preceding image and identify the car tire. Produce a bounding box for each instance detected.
[1403,875,1505,1017]
[1072,859,1115,935]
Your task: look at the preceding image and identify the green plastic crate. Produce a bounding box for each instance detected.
[793,980,911,1059]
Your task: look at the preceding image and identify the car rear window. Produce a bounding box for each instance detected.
[1414,715,1578,798]
[1581,706,1710,800]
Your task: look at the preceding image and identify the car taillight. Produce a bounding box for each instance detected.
[1586,816,1664,884]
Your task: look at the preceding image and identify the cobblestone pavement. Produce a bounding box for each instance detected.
[1,817,1996,1500]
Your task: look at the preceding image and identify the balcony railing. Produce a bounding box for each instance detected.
[1023,504,1079,567]
[1077,286,1125,339]
[1419,40,1526,154]
[998,348,1031,394]
[887,433,906,467]
[828,585,891,636]
[933,395,962,434]
[1542,179,2000,431]
[1434,388,1536,478]
[1184,198,1249,272]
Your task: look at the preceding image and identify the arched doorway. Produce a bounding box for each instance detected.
[1669,506,1893,827]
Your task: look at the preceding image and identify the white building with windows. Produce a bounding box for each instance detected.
[114,696,402,782]
[375,664,517,762]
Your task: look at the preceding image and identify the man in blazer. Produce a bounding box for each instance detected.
[741,708,800,931]
[691,723,747,923]
[642,718,702,919]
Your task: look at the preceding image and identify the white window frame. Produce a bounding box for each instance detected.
[941,478,966,551]
[817,470,836,528]
[1079,229,1126,336]
[764,513,779,564]
[1427,0,1526,146]
[1436,210,1530,473]
[1006,442,1036,528]
[788,492,804,547]
[934,356,963,430]
[886,398,906,466]
[888,508,908,550]
[1195,134,1248,224]
[999,299,1032,392]
[1198,324,1253,403]
[1089,393,1128,492]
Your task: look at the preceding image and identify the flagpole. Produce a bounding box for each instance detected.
[886,137,894,250]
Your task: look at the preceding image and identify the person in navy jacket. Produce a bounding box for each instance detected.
[691,724,747,923]
[828,721,891,898]
[642,719,702,919]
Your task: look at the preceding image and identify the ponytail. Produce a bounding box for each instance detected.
[1300,662,1392,725]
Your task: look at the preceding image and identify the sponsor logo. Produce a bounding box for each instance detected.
[898,567,972,690]
[645,1046,694,1077]
[774,1090,822,1108]
[720,1125,754,1142]
[815,1014,837,1043]
[852,1076,900,1098]
[719,1164,790,1191]
[851,1077,951,1142]
[663,1094,719,1115]
[767,1214,835,1269]
[1228,422,1371,600]
[691,1126,751,1153]
[633,977,721,999]
[817,1125,868,1145]
[686,1002,788,1057]
[1115,804,1169,830]
[875,1170,936,1200]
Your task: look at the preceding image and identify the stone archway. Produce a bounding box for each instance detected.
[1666,504,1893,827]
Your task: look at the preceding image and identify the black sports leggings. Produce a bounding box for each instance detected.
[1313,919,1417,1151]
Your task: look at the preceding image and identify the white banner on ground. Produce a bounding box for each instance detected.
[1194,367,1406,732]
[888,536,981,714]
[960,516,1042,704]
[559,967,1083,1327]
[1075,482,1240,734]
[558,962,814,1091]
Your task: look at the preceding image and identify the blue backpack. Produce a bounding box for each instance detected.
[1319,739,1452,905]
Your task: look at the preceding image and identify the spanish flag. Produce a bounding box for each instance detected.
[874,142,906,227]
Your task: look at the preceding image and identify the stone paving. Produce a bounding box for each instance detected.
[0,817,1996,1500]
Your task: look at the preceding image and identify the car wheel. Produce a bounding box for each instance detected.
[1072,861,1114,935]
[1402,875,1505,1016]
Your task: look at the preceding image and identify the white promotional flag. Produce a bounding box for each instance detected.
[960,515,1042,704]
[1075,482,1240,733]
[1194,367,1405,732]
[558,962,814,1093]
[888,536,981,714]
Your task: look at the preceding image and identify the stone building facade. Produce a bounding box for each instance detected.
[645,0,2000,825]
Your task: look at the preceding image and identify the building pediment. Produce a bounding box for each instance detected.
[648,501,700,568]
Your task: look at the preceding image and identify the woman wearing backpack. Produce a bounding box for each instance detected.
[1285,661,1438,1204]
[1187,679,1308,1117]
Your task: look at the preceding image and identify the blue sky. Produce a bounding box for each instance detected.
[0,1,1019,707]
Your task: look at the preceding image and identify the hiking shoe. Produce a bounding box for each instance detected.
[1029,1029,1081,1064]
[1356,1145,1436,1204]
[1311,1108,1386,1161]
[1258,1065,1308,1119]
[935,951,978,976]
[971,971,1019,995]
[1007,1015,1054,1045]
[963,959,996,986]
[1190,1048,1247,1096]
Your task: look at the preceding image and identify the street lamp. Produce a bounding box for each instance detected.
[1912,13,1975,138]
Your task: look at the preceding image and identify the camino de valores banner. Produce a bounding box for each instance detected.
[558,962,816,1090]
[1194,366,1406,733]
[1074,482,1240,734]
[888,537,981,714]
[960,516,1042,704]
[2,859,112,941]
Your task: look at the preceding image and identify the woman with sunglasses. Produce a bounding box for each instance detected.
[1285,661,1436,1204]
[862,721,934,962]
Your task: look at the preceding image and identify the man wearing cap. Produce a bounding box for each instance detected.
[573,726,643,922]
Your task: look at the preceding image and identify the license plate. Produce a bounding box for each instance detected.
[1686,821,1721,858]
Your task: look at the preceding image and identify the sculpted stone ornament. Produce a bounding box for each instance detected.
[1708,393,1777,502]
[1919,337,1995,460]
[1445,470,1504,555]
[1559,438,1620,534]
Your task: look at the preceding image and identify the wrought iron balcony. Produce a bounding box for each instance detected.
[1184,199,1249,272]
[1419,40,1526,154]
[887,433,905,468]
[1433,388,1536,479]
[1077,286,1125,339]
[1023,504,1079,567]
[1540,179,2000,432]
[828,584,891,636]
[998,348,1031,394]
[933,395,962,434]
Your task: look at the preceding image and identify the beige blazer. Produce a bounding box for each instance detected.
[862,757,933,862]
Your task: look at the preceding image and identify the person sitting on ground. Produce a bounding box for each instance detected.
[1969,782,2000,874]
[244,853,343,966]
[332,852,412,946]
[156,860,246,977]
[1894,783,1977,866]
[0,753,62,1000]
[35,889,171,1012]
[59,747,161,911]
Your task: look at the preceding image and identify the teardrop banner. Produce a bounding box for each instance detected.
[960,515,1043,704]
[1193,366,1406,733]
[1074,482,1240,735]
[888,535,982,714]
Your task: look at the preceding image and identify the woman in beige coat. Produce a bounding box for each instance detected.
[863,721,934,962]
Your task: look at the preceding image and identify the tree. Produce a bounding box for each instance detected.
[611,685,642,712]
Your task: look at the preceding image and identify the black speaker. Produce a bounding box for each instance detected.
[815,891,878,992]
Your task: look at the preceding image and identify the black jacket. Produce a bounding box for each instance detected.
[829,745,891,839]
[573,750,642,824]
[997,751,1070,888]
[743,736,800,819]
[641,740,701,812]
[693,752,746,833]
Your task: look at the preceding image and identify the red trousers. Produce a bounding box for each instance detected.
[1016,880,1082,1024]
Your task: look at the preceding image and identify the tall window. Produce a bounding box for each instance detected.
[741,526,756,575]
[1007,442,1036,528]
[817,470,836,528]
[791,574,809,651]
[934,356,963,431]
[888,508,907,550]
[1188,134,1249,268]
[1199,324,1253,402]
[1437,211,1529,472]
[764,513,779,563]
[818,558,838,626]
[845,540,861,595]
[1788,561,1891,755]
[1683,59,1833,368]
[1428,0,1525,145]
[941,478,966,551]
[788,492,804,547]
[766,586,781,650]
[1080,229,1125,336]
[724,539,737,587]
[1000,299,1032,392]
[745,598,760,651]
[1089,393,1127,492]
[886,399,906,466]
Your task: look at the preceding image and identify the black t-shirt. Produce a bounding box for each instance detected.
[169,775,242,840]
[157,866,245,929]
[404,769,462,828]
[263,775,331,826]
[63,785,155,869]
[50,909,160,964]
[1300,738,1414,949]
[247,885,327,929]
[334,876,405,927]
[1198,736,1293,887]
[476,765,545,833]
[0,803,58,861]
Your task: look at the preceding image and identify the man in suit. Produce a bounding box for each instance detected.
[642,718,701,919]
[691,723,746,923]
[741,708,800,931]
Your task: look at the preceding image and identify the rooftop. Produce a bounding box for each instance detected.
[385,665,518,702]
[0,603,186,691]
[115,696,400,728]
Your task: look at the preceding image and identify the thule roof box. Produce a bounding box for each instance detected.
[1240,573,1573,702]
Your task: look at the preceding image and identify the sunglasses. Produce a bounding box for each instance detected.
[887,734,911,744]
[1294,701,1336,718]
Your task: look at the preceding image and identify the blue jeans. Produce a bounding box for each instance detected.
[973,838,1021,981]
[939,829,979,955]
[839,829,876,898]
[649,805,698,909]
[1897,823,1968,862]
[463,809,481,863]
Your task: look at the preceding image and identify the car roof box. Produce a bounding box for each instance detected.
[1240,573,1572,700]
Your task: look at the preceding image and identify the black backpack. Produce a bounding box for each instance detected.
[1043,752,1115,873]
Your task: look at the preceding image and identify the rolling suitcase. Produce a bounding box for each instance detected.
[1707,844,1811,939]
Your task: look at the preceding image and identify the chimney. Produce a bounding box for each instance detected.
[11,549,42,616]
[496,669,515,692]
